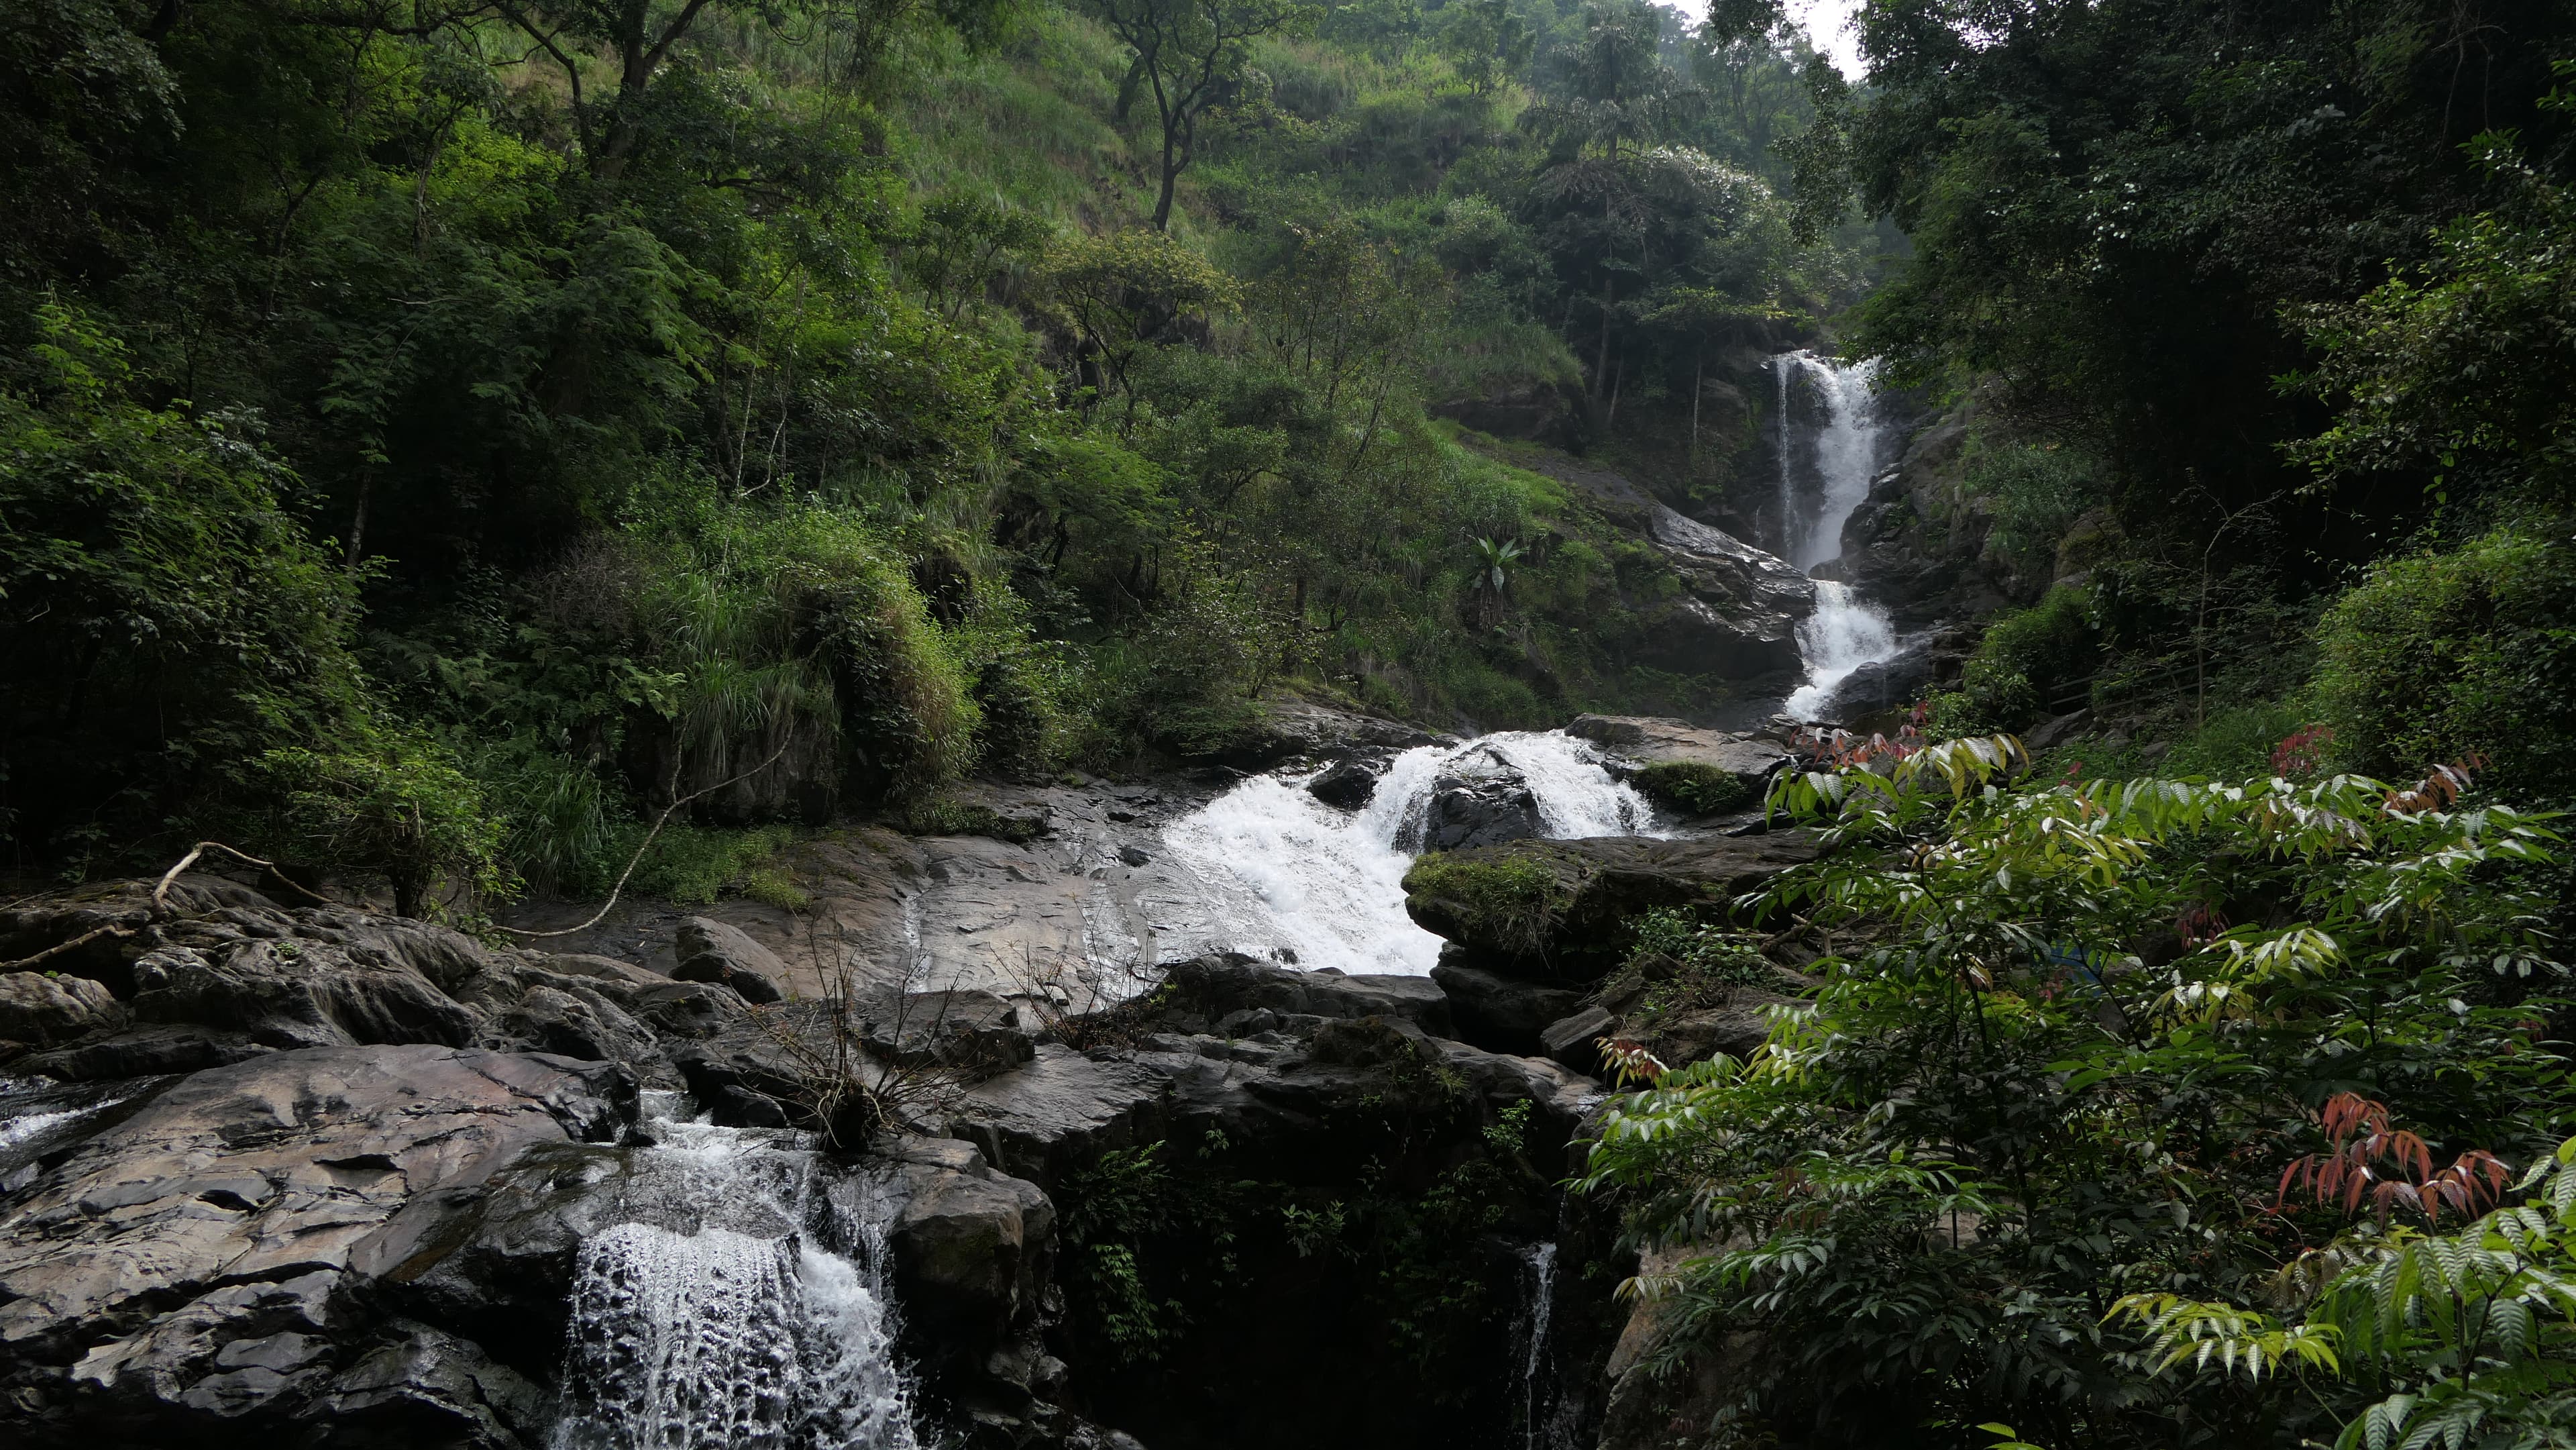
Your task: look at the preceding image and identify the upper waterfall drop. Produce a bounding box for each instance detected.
[1157,731,1659,978]
[1773,350,1904,720]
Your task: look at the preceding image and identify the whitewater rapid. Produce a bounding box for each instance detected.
[1157,731,1659,977]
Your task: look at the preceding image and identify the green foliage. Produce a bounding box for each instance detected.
[1595,905,1781,1031]
[1924,585,2098,735]
[1399,850,1566,954]
[1631,760,1755,815]
[0,301,372,864]
[255,729,508,918]
[2291,67,2576,507]
[1583,737,2571,1447]
[2315,517,2576,805]
[1964,437,2102,582]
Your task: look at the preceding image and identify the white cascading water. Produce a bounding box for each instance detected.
[1774,350,1904,720]
[550,1092,917,1450]
[1517,1242,1558,1450]
[1158,731,1660,977]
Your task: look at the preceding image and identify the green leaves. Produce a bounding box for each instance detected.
[1584,734,2573,1445]
[2110,1293,2342,1380]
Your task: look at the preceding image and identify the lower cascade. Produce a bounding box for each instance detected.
[551,1094,916,1450]
[1785,580,1898,719]
[1158,730,1660,976]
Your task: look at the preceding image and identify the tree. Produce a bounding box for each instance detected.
[1087,0,1316,229]
[1435,0,1531,97]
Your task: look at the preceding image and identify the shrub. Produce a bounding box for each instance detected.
[255,729,509,918]
[2314,516,2576,803]
[1923,584,2097,735]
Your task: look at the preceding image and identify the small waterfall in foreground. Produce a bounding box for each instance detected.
[1159,731,1659,977]
[1516,1242,1559,1450]
[550,1093,916,1450]
[1774,351,1904,721]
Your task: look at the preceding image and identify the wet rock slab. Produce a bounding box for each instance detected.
[0,1045,632,1446]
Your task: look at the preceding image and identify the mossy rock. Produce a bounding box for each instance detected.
[1401,851,1575,960]
[1401,831,1819,984]
[1629,760,1756,815]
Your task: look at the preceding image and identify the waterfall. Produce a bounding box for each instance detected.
[550,1093,917,1450]
[1157,731,1659,977]
[1784,580,1898,719]
[1774,350,1904,721]
[1517,1242,1558,1450]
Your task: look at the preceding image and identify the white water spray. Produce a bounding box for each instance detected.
[1158,731,1658,978]
[1774,351,1904,720]
[549,1095,917,1450]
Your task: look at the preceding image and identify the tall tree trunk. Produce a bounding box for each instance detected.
[1690,353,1703,460]
[1594,274,1614,397]
[345,472,373,568]
[1153,117,1182,229]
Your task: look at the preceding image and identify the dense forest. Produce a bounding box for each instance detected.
[9,0,2576,1444]
[1,0,1883,896]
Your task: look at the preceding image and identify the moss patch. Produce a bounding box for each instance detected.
[1630,761,1756,815]
[1401,851,1568,956]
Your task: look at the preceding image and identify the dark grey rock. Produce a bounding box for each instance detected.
[1417,746,1544,851]
[13,1025,270,1082]
[1306,757,1381,809]
[0,971,124,1051]
[0,1044,633,1441]
[857,1137,1054,1365]
[1812,635,1943,725]
[1117,844,1152,868]
[1152,953,1454,1037]
[1432,958,1583,1056]
[1405,832,1821,981]
[672,917,788,1004]
[2024,707,2092,754]
[1540,1006,1616,1074]
[126,938,482,1051]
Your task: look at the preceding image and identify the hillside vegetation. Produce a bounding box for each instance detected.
[0,0,1890,898]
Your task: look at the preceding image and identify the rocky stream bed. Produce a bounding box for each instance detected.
[0,705,1833,1450]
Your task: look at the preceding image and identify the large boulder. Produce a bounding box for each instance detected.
[671,917,788,1004]
[1430,957,1583,1057]
[125,939,483,1051]
[1214,694,1450,770]
[1153,953,1453,1038]
[941,1043,1170,1188]
[1416,746,1546,851]
[1566,715,1791,815]
[1403,831,1820,983]
[1627,507,1815,679]
[0,1045,633,1447]
[861,1137,1054,1370]
[0,972,123,1051]
[1305,756,1382,810]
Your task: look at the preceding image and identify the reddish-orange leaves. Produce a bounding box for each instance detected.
[2275,1092,2510,1227]
[2382,756,2485,814]
[1599,1038,1670,1087]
